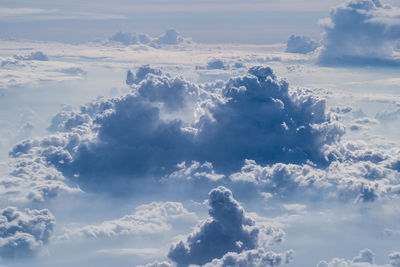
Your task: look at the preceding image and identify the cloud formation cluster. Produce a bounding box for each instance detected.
[230,139,400,202]
[319,0,400,66]
[0,52,85,90]
[5,65,343,198]
[167,186,287,266]
[0,207,55,259]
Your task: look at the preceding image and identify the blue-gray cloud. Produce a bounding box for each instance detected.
[108,29,191,47]
[319,0,400,67]
[168,186,287,267]
[8,65,343,197]
[285,35,319,54]
[0,207,55,259]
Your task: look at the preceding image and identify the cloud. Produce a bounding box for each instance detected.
[0,153,82,203]
[6,65,343,197]
[0,207,55,259]
[203,248,295,267]
[206,59,228,70]
[0,52,85,90]
[137,261,174,267]
[13,51,49,61]
[390,252,400,267]
[155,29,189,45]
[317,248,400,267]
[375,108,400,123]
[166,161,225,181]
[108,29,192,47]
[229,138,400,202]
[318,0,400,67]
[167,186,286,267]
[109,32,151,46]
[59,201,197,240]
[285,35,319,54]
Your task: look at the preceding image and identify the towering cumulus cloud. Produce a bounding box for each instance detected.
[167,186,292,267]
[319,0,400,66]
[7,65,342,197]
[0,207,55,259]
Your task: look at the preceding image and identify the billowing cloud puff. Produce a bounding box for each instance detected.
[194,66,343,171]
[7,65,343,197]
[108,29,191,47]
[317,248,400,267]
[230,138,400,202]
[60,201,196,240]
[203,248,295,267]
[0,207,55,259]
[167,186,285,267]
[155,29,187,45]
[285,35,319,54]
[319,0,400,66]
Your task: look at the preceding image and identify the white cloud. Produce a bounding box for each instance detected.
[317,248,400,267]
[59,201,197,240]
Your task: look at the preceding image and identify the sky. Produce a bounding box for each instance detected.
[1,0,400,267]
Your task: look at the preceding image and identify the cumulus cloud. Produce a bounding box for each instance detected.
[167,186,286,267]
[230,138,400,202]
[317,248,400,267]
[285,35,319,54]
[109,31,151,46]
[319,0,400,66]
[0,207,55,259]
[60,201,196,240]
[206,59,228,70]
[6,65,343,197]
[166,161,225,181]
[203,248,294,267]
[108,29,191,47]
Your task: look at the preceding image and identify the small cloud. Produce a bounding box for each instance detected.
[285,35,319,54]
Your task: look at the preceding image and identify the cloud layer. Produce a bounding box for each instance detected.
[108,29,192,47]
